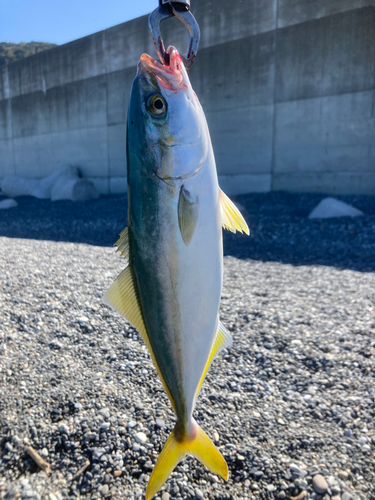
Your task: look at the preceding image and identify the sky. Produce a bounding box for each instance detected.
[0,0,158,45]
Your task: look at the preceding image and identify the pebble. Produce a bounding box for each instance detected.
[195,488,204,499]
[155,418,165,428]
[341,494,353,500]
[358,437,367,446]
[100,484,109,496]
[338,470,349,480]
[135,432,147,444]
[161,493,170,500]
[312,474,328,494]
[290,464,305,477]
[98,408,110,419]
[58,424,69,435]
[93,449,105,460]
[253,471,264,480]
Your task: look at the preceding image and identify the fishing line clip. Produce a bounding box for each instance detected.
[148,0,200,69]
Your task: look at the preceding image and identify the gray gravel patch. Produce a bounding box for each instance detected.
[0,192,374,271]
[0,217,375,499]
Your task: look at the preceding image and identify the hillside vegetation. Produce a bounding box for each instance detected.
[0,41,57,67]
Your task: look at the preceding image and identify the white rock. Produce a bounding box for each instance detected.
[135,432,148,444]
[309,197,363,219]
[1,165,98,202]
[51,178,99,202]
[0,198,18,209]
[1,177,40,198]
[1,166,79,199]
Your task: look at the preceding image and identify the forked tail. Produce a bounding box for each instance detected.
[146,418,228,500]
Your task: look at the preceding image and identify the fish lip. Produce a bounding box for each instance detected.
[138,48,184,90]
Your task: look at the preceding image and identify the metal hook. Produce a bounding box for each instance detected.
[148,1,200,69]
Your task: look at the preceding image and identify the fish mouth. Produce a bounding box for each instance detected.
[138,47,185,91]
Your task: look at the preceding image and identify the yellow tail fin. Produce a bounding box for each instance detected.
[146,419,228,500]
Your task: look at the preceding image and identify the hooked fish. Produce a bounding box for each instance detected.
[104,46,249,499]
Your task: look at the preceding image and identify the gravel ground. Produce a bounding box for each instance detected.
[0,193,374,500]
[0,192,374,271]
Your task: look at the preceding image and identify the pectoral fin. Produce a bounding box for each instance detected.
[195,321,233,399]
[219,189,249,235]
[103,265,176,411]
[178,186,199,246]
[114,227,129,260]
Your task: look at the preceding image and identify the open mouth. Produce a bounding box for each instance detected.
[138,47,185,90]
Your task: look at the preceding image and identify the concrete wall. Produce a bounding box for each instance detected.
[0,0,374,195]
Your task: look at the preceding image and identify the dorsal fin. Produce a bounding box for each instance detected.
[103,265,176,411]
[219,189,249,235]
[178,186,199,246]
[114,227,129,260]
[195,321,233,399]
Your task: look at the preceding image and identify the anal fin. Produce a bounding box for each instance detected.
[219,189,249,235]
[195,321,233,399]
[103,265,176,411]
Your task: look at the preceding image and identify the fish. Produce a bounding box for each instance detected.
[104,46,249,499]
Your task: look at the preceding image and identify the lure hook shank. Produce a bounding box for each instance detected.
[148,0,200,69]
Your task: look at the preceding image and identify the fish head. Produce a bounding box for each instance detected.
[128,46,209,182]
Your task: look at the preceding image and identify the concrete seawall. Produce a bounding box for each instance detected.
[1,0,374,195]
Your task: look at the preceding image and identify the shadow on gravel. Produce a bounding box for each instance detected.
[0,192,374,272]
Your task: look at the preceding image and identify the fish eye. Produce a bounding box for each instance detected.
[147,94,167,118]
